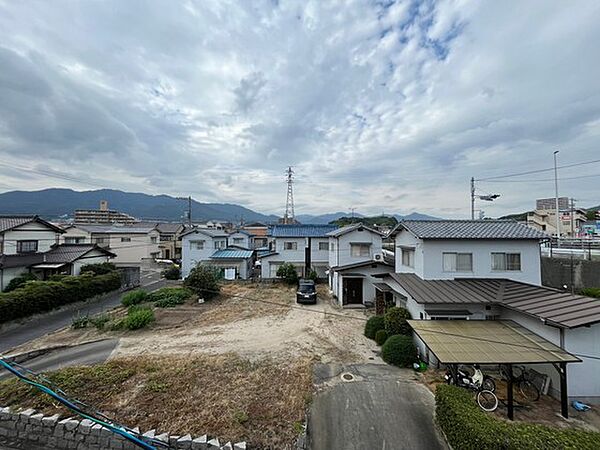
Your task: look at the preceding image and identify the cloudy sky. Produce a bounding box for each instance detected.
[0,0,599,218]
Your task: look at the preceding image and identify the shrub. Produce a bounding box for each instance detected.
[161,265,181,280]
[375,329,389,346]
[3,273,37,292]
[276,262,299,285]
[305,268,319,283]
[581,287,600,298]
[122,306,155,330]
[184,264,221,299]
[71,315,89,329]
[364,315,385,340]
[436,384,600,450]
[381,335,417,367]
[90,314,111,330]
[148,287,192,308]
[0,271,121,324]
[384,306,412,336]
[121,289,147,307]
[79,262,117,275]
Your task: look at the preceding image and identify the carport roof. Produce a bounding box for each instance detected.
[408,320,580,365]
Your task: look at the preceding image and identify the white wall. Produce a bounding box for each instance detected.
[0,267,26,291]
[329,229,383,268]
[1,222,60,255]
[72,252,111,275]
[61,227,91,244]
[335,264,393,306]
[394,231,424,277]
[565,325,600,401]
[181,230,219,278]
[102,230,160,265]
[229,232,251,249]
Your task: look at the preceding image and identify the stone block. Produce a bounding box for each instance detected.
[192,435,208,450]
[178,434,193,449]
[207,437,220,449]
[169,435,181,446]
[42,414,60,427]
[79,419,94,434]
[91,423,103,436]
[19,408,36,422]
[142,429,156,439]
[156,432,169,442]
[221,442,233,450]
[64,419,80,431]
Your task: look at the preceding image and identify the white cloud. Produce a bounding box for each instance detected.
[0,0,599,218]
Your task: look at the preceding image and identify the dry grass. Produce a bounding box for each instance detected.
[0,354,314,449]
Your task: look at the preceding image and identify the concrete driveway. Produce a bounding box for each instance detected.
[308,364,447,450]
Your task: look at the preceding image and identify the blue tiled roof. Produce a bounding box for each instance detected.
[210,248,254,259]
[270,224,338,237]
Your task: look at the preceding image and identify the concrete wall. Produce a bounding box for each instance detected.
[1,222,59,255]
[541,256,600,291]
[0,406,245,449]
[328,229,383,268]
[334,264,393,306]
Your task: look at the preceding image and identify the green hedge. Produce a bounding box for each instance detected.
[148,287,192,308]
[121,289,147,307]
[122,306,155,330]
[375,329,389,346]
[3,273,38,292]
[381,335,417,367]
[384,306,412,336]
[0,271,121,324]
[436,384,600,450]
[364,316,385,340]
[580,287,600,298]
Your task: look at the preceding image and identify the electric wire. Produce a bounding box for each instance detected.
[476,158,600,181]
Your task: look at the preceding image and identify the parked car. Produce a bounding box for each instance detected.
[296,279,317,304]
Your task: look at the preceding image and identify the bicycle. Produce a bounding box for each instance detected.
[500,365,540,402]
[445,365,499,412]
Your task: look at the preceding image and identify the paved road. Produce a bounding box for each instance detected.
[0,339,119,381]
[0,276,166,354]
[308,364,447,450]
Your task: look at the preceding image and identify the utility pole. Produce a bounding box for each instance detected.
[350,207,356,219]
[470,177,475,220]
[570,198,575,238]
[554,150,560,246]
[188,195,192,227]
[283,166,295,224]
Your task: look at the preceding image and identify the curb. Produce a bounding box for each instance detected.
[1,339,112,364]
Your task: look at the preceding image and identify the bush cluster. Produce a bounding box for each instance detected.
[276,262,299,285]
[375,329,389,346]
[79,262,117,276]
[122,306,155,330]
[0,271,121,324]
[148,287,192,308]
[381,335,417,367]
[436,384,600,449]
[3,273,38,293]
[364,315,385,340]
[384,306,412,336]
[580,287,600,298]
[121,289,147,307]
[184,264,221,299]
[161,265,181,280]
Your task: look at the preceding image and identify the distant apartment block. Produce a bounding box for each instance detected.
[536,197,569,211]
[74,200,137,225]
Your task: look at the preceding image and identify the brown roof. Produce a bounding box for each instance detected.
[387,273,600,329]
[408,320,580,365]
[0,215,64,234]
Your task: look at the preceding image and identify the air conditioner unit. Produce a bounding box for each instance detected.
[373,253,382,261]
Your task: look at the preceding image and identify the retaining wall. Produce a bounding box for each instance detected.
[0,406,246,450]
[541,256,600,291]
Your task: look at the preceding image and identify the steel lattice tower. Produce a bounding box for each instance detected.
[283,166,295,224]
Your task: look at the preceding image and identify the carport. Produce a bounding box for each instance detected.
[408,320,581,419]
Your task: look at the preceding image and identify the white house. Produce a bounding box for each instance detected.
[327,223,393,307]
[181,228,255,280]
[227,230,253,249]
[61,224,160,266]
[375,220,600,404]
[258,224,338,280]
[0,216,114,290]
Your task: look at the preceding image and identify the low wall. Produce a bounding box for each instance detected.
[0,406,246,450]
[541,256,600,291]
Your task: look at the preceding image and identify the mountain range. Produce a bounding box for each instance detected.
[0,188,440,223]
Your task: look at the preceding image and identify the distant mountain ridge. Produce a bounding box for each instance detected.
[296,211,440,224]
[0,188,278,223]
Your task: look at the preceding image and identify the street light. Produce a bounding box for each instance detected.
[470,177,500,219]
[554,150,560,244]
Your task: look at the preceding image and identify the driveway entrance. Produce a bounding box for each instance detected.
[308,363,447,450]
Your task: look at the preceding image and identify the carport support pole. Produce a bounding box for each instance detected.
[506,364,514,421]
[559,362,568,419]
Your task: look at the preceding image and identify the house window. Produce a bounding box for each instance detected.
[350,243,370,257]
[16,240,38,253]
[402,248,415,267]
[443,253,473,272]
[65,237,84,244]
[491,253,521,271]
[214,240,226,250]
[94,237,106,245]
[318,242,329,251]
[330,242,334,251]
[151,236,158,244]
[233,237,244,244]
[284,242,298,251]
[121,237,131,242]
[193,240,205,250]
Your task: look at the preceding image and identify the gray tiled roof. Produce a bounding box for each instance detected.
[327,223,384,237]
[0,215,64,234]
[181,227,229,238]
[270,224,338,238]
[387,273,600,329]
[391,219,548,240]
[43,244,115,262]
[75,224,157,234]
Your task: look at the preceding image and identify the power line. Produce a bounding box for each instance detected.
[476,158,600,181]
[480,173,600,184]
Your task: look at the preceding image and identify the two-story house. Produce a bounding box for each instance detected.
[327,223,393,307]
[375,220,600,404]
[61,224,160,266]
[0,216,114,290]
[181,228,255,280]
[137,222,187,261]
[258,225,337,280]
